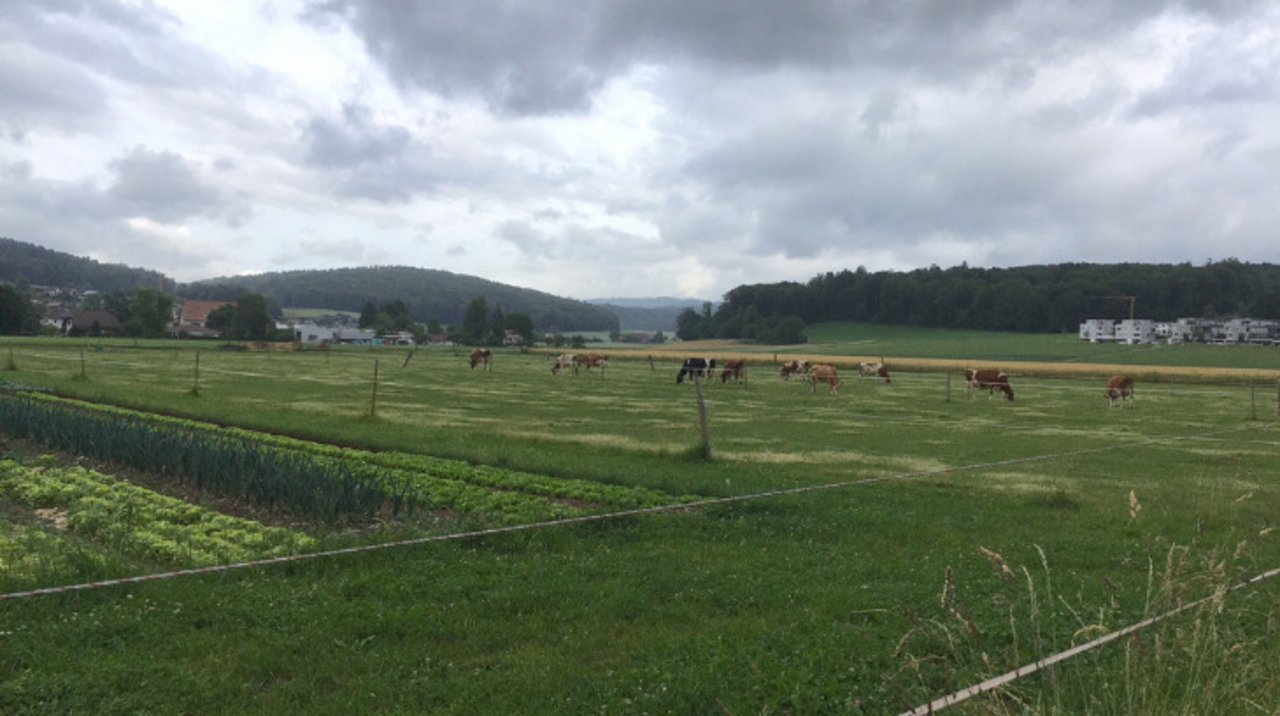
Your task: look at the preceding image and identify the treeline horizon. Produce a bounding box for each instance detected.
[678,260,1280,342]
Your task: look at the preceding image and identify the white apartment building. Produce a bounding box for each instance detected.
[1078,319,1116,343]
[1114,319,1157,345]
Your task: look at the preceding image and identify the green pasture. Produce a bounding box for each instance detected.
[799,322,1280,370]
[1,337,1278,713]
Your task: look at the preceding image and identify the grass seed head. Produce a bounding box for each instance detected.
[1128,490,1142,519]
[979,546,1014,579]
[941,565,956,611]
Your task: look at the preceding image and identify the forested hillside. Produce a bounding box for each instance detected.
[0,238,173,294]
[685,261,1280,341]
[184,266,619,333]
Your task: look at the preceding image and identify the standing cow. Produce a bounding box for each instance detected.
[809,364,840,394]
[720,359,746,384]
[858,361,891,384]
[551,353,577,375]
[469,349,492,371]
[676,357,716,384]
[779,359,809,381]
[964,368,1014,401]
[576,354,609,375]
[1105,375,1135,408]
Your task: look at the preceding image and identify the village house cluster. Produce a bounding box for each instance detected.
[1078,317,1280,345]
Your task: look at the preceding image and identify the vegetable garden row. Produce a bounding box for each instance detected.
[0,387,695,530]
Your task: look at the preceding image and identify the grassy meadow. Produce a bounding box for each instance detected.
[1,332,1278,714]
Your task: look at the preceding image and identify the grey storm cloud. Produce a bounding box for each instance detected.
[0,158,233,268]
[310,0,1263,116]
[0,0,226,90]
[106,146,243,224]
[299,102,566,203]
[299,104,436,202]
[303,104,412,168]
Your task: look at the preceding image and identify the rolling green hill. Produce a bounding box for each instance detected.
[183,266,619,333]
[0,237,173,294]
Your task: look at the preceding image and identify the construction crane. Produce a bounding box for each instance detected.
[1091,295,1136,321]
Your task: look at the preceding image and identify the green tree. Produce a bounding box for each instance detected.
[204,304,237,333]
[124,287,174,338]
[358,301,378,329]
[486,304,506,344]
[104,291,133,326]
[675,308,704,340]
[459,296,488,344]
[504,312,534,345]
[426,318,443,335]
[0,284,35,335]
[208,294,274,340]
[231,293,274,341]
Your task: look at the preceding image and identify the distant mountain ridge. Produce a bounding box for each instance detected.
[185,266,618,333]
[588,297,711,309]
[587,297,713,332]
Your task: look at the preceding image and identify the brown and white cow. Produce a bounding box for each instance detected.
[779,359,809,381]
[468,348,492,371]
[1105,375,1134,408]
[551,353,577,375]
[809,364,840,394]
[858,361,891,384]
[576,353,609,374]
[720,359,746,384]
[964,368,1014,401]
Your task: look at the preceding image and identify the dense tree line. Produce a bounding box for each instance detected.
[682,261,1280,342]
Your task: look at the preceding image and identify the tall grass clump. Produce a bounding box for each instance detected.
[0,393,399,523]
[890,542,1279,714]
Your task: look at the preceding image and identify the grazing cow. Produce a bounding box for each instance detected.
[964,368,1014,401]
[779,359,809,381]
[676,357,716,384]
[551,353,577,375]
[576,354,609,374]
[720,359,746,384]
[809,364,840,394]
[468,348,492,371]
[1105,375,1135,408]
[858,361,891,384]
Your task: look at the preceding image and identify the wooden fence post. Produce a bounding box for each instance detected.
[370,359,380,417]
[1250,381,1257,421]
[191,350,201,396]
[695,376,712,461]
[80,347,86,379]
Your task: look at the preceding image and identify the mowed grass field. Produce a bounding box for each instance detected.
[2,335,1279,714]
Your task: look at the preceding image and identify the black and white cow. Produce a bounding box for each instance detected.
[676,357,716,384]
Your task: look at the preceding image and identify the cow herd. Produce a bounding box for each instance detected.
[466,350,1136,407]
[550,353,609,375]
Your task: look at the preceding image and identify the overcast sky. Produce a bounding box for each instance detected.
[3,1,1278,301]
